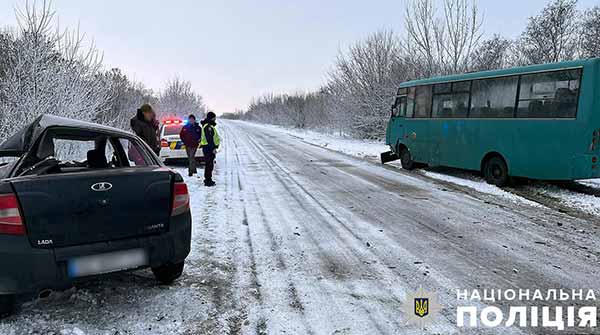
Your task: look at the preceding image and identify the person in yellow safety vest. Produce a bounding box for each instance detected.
[200,112,220,187]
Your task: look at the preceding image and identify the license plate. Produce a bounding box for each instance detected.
[67,249,148,278]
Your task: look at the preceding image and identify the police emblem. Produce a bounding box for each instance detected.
[414,298,429,317]
[402,287,442,328]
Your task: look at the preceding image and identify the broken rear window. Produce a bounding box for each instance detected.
[18,128,155,176]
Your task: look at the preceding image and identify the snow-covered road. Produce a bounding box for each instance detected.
[2,120,600,334]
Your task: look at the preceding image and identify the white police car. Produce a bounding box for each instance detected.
[159,119,203,164]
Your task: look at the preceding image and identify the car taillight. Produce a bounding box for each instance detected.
[161,139,169,148]
[172,182,190,216]
[0,193,25,235]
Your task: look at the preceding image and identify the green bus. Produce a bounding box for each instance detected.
[383,58,600,186]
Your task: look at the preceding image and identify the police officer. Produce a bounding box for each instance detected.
[200,112,220,186]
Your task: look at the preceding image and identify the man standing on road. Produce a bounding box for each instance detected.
[200,112,220,187]
[130,104,160,155]
[180,114,202,177]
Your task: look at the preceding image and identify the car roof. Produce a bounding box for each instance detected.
[0,114,133,156]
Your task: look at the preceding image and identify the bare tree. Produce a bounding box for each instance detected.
[404,0,483,76]
[516,0,579,65]
[470,35,512,71]
[327,30,405,138]
[581,6,600,58]
[0,0,209,139]
[0,29,15,80]
[240,0,600,141]
[97,68,158,129]
[403,0,442,76]
[0,0,110,139]
[157,77,205,120]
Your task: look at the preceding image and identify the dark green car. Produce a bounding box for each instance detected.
[0,115,192,317]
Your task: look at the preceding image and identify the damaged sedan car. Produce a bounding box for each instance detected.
[0,115,192,317]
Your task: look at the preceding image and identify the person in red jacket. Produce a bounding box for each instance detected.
[179,114,202,176]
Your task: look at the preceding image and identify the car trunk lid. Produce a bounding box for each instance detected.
[10,167,172,248]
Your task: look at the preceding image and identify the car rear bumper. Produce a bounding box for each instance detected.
[0,211,191,295]
[160,148,204,160]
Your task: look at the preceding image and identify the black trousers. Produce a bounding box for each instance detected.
[204,151,215,182]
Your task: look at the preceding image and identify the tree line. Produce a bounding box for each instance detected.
[231,0,600,139]
[0,1,207,141]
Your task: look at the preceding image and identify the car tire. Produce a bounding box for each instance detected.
[399,147,415,171]
[483,156,510,187]
[0,295,15,318]
[152,261,184,284]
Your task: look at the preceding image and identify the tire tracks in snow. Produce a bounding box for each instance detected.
[228,121,600,334]
[229,126,317,334]
[240,127,472,332]
[232,123,436,334]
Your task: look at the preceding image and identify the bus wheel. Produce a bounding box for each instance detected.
[483,156,509,187]
[400,148,415,171]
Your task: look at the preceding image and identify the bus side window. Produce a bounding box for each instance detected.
[470,76,518,118]
[517,69,581,118]
[414,85,432,118]
[392,95,407,118]
[432,81,470,118]
[406,87,416,118]
[398,96,407,117]
[391,97,400,117]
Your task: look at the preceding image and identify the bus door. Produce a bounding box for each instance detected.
[431,82,471,167]
[405,86,432,164]
[438,120,468,167]
[389,89,408,148]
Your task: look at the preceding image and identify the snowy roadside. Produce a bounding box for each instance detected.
[237,121,600,216]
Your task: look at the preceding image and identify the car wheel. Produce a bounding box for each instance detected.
[0,295,15,318]
[400,147,415,171]
[152,261,184,284]
[483,156,509,187]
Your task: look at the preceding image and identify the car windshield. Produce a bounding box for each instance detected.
[163,124,183,136]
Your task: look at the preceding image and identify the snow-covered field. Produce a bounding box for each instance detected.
[247,122,600,216]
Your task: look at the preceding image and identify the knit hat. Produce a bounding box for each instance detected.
[138,104,153,113]
[206,112,216,120]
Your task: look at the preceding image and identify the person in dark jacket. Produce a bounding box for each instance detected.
[179,114,202,176]
[200,112,220,187]
[130,104,160,155]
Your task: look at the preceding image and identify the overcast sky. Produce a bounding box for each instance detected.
[0,0,597,114]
